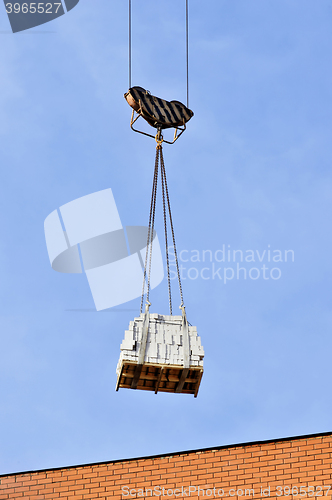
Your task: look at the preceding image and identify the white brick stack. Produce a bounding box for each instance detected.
[116,313,204,376]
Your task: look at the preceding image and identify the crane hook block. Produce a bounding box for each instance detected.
[124,86,194,130]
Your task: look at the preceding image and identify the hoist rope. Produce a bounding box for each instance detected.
[140,137,184,315]
[129,0,132,88]
[128,0,189,107]
[186,0,189,108]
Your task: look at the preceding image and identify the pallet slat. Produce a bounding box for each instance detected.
[116,361,203,397]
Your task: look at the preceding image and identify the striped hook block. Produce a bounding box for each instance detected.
[124,87,194,130]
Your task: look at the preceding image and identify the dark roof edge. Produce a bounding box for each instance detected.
[1,430,331,479]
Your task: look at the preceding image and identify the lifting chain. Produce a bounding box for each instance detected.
[140,131,184,315]
[160,145,184,310]
[140,145,159,313]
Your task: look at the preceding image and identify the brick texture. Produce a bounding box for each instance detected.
[1,433,332,500]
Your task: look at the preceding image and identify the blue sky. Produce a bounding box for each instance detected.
[1,0,332,475]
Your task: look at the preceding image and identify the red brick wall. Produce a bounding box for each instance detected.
[1,433,332,500]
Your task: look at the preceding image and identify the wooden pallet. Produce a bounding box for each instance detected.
[116,360,203,397]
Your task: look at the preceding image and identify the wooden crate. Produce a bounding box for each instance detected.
[116,360,203,397]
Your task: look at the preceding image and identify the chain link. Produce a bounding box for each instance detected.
[161,148,172,315]
[140,147,159,313]
[140,140,184,314]
[160,147,184,307]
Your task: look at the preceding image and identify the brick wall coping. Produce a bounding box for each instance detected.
[1,430,331,479]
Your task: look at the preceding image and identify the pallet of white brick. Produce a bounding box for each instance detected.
[116,313,204,396]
